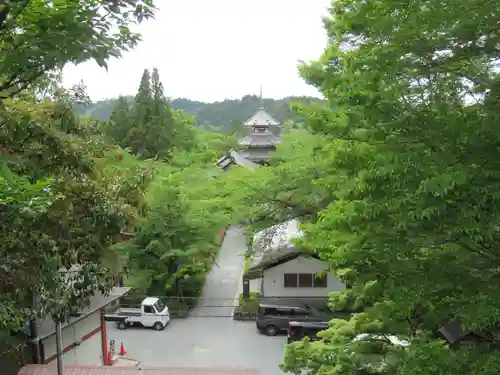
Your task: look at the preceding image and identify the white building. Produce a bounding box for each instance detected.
[245,220,345,304]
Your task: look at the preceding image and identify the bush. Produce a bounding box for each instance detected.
[243,257,250,274]
[177,275,207,309]
[238,291,260,313]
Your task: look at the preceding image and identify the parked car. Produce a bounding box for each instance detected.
[287,321,330,343]
[256,298,326,336]
[104,297,170,331]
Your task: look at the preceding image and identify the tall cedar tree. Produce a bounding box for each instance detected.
[112,68,178,159]
[149,67,177,157]
[126,68,153,156]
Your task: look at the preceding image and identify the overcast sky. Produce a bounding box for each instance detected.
[62,0,330,103]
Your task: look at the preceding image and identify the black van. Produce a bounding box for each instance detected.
[256,299,325,336]
[287,321,329,343]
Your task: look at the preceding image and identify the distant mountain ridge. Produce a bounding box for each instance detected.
[74,95,324,132]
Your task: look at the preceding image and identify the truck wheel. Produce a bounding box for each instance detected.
[117,321,127,330]
[153,322,164,331]
[265,324,278,336]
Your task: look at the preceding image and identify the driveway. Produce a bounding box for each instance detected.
[191,224,247,318]
[107,319,287,374]
[107,225,288,375]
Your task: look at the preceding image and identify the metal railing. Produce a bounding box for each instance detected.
[112,295,331,318]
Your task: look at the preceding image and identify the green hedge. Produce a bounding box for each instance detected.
[238,291,260,313]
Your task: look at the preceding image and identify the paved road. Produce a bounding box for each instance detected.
[107,225,287,375]
[192,225,247,317]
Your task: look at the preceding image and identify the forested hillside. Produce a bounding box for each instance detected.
[75,94,324,131]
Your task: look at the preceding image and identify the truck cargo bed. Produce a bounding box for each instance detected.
[116,308,142,316]
[103,314,127,322]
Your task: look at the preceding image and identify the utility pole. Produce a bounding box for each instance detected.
[55,320,64,375]
[29,291,42,364]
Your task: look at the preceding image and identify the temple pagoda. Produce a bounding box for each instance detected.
[237,95,282,165]
[216,89,282,171]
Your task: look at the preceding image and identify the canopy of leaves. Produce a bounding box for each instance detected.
[0,0,155,99]
[217,0,500,374]
[221,129,332,232]
[123,129,237,300]
[0,0,157,343]
[0,99,143,333]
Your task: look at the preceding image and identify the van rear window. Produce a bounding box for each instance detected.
[289,325,325,341]
[261,307,278,315]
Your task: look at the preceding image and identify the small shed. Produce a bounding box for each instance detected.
[18,365,260,375]
[29,287,130,367]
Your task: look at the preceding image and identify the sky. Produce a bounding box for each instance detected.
[62,0,331,103]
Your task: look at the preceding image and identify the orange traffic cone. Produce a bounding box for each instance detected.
[119,342,127,356]
[106,351,112,365]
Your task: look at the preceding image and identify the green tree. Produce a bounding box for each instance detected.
[221,128,332,231]
[112,68,193,159]
[0,99,137,332]
[279,0,500,374]
[0,0,157,342]
[124,130,235,303]
[0,0,155,99]
[125,69,153,156]
[148,67,177,156]
[108,95,132,147]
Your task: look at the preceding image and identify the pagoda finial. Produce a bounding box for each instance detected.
[259,84,264,109]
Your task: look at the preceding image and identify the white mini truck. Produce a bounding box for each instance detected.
[105,297,170,331]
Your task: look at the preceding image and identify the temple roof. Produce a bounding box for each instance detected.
[238,133,282,147]
[243,108,280,127]
[216,150,258,171]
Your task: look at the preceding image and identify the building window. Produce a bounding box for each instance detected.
[284,273,328,288]
[284,273,298,287]
[298,273,313,287]
[313,273,327,288]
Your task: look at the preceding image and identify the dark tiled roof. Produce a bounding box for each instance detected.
[18,365,260,375]
[216,150,258,171]
[238,133,281,147]
[243,108,280,127]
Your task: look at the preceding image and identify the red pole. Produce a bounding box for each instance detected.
[100,309,109,365]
